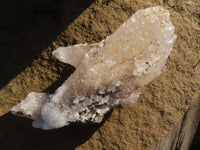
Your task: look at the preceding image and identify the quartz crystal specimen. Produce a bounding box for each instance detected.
[11,6,177,130]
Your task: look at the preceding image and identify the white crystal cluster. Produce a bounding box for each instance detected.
[11,6,177,130]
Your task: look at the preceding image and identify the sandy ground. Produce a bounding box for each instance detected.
[0,0,199,150]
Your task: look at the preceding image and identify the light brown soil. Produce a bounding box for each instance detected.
[0,0,199,150]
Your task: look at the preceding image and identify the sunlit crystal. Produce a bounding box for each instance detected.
[11,6,177,130]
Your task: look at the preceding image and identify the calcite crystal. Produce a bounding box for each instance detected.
[11,6,177,130]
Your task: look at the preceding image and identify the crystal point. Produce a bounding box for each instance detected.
[11,6,176,130]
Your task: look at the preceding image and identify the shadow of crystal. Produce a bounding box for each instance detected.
[0,110,112,150]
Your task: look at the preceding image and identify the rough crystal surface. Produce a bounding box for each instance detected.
[11,6,177,130]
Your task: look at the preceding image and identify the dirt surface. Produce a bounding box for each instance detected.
[0,0,199,150]
[152,95,200,150]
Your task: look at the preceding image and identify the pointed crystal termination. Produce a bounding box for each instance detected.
[11,6,177,130]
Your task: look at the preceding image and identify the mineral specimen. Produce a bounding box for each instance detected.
[11,6,177,130]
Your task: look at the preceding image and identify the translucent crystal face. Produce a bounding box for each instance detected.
[11,6,176,130]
